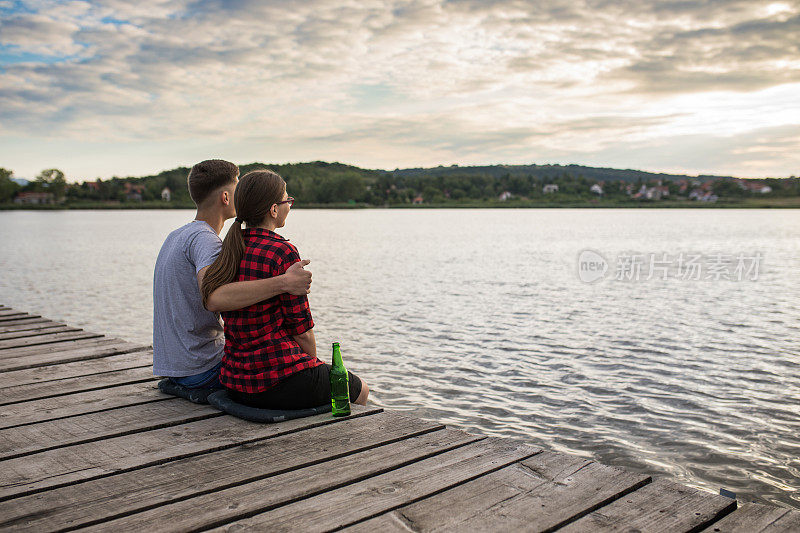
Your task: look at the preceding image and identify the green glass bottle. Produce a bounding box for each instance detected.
[330,342,351,416]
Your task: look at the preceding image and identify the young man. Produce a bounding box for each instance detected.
[153,159,312,390]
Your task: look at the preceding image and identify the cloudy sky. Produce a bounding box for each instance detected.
[1,0,798,181]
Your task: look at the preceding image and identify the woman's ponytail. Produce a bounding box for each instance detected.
[201,219,246,308]
[200,169,286,308]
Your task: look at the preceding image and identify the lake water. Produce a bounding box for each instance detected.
[1,208,798,509]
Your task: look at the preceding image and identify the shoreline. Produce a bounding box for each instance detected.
[3,198,800,210]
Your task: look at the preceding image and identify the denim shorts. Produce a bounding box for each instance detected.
[170,361,223,389]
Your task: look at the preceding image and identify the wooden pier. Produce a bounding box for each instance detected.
[1,304,798,532]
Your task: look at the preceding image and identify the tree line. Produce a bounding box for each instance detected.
[1,162,798,206]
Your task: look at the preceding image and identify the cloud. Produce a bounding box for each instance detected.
[0,0,797,178]
[0,13,82,55]
[574,124,800,178]
[606,12,800,93]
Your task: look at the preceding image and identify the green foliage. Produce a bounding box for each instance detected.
[0,167,20,203]
[712,179,746,197]
[237,161,377,205]
[33,168,67,198]
[3,162,799,209]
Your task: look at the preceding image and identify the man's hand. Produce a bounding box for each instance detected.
[284,259,312,295]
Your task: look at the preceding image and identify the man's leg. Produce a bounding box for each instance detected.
[170,361,223,389]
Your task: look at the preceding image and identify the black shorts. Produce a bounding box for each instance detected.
[227,363,364,410]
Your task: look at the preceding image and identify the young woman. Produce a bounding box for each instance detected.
[201,169,369,409]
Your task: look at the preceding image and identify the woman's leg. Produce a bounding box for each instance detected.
[228,363,368,409]
[353,379,369,405]
[311,363,368,406]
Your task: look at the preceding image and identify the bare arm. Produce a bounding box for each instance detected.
[293,329,317,357]
[199,259,312,312]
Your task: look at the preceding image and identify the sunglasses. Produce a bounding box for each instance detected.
[275,197,295,207]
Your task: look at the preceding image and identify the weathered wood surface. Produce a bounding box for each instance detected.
[701,502,800,532]
[0,319,61,332]
[0,364,156,405]
[0,305,796,533]
[0,402,381,500]
[27,414,460,533]
[0,308,25,313]
[208,438,541,532]
[0,312,36,322]
[0,336,128,359]
[0,399,221,460]
[0,381,168,429]
[0,324,80,341]
[0,320,65,334]
[0,329,104,350]
[560,478,736,532]
[345,450,651,533]
[0,338,149,372]
[0,349,151,388]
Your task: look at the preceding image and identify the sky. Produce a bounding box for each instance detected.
[0,0,798,181]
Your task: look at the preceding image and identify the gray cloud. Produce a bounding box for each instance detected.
[0,0,797,177]
[606,12,800,93]
[574,124,800,177]
[0,13,82,55]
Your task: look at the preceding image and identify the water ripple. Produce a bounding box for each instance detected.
[1,208,799,509]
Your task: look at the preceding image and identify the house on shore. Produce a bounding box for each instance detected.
[738,180,772,194]
[543,184,559,194]
[161,187,172,201]
[14,192,55,205]
[124,182,145,202]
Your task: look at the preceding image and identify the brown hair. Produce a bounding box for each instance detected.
[187,159,239,207]
[201,169,286,307]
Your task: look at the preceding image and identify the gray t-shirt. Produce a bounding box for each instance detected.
[153,220,225,377]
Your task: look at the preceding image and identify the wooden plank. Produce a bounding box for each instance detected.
[204,437,540,533]
[0,350,151,389]
[0,310,28,317]
[0,313,37,322]
[0,404,382,501]
[345,450,652,533]
[0,318,52,328]
[0,319,62,333]
[3,412,455,532]
[701,502,800,532]
[0,330,103,350]
[0,339,149,372]
[0,381,168,429]
[0,337,134,359]
[559,478,737,533]
[0,365,156,405]
[0,400,222,460]
[0,325,80,341]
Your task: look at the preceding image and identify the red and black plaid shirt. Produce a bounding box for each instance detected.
[220,228,321,393]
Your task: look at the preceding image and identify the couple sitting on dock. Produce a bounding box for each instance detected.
[152,159,369,411]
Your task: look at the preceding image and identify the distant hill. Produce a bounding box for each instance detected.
[4,159,798,207]
[384,163,736,183]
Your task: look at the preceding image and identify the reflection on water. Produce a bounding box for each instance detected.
[1,208,799,509]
